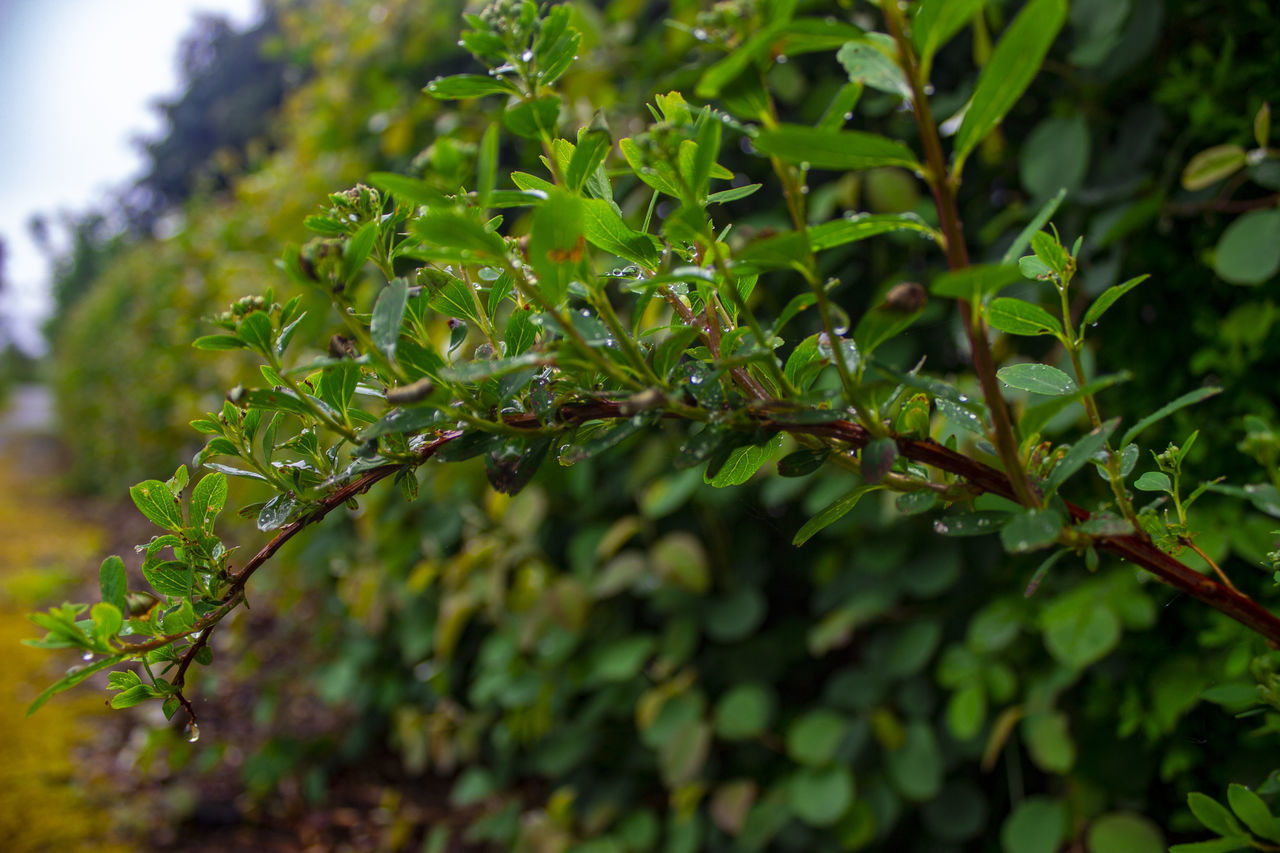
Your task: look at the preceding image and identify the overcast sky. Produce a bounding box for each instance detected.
[0,0,261,354]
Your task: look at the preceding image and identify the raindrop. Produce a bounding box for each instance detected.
[81,651,94,662]
[923,84,935,95]
[689,374,703,385]
[956,395,969,403]
[692,27,708,40]
[843,112,853,121]
[799,161,812,171]
[65,665,85,677]
[520,50,534,62]
[776,55,789,64]
[185,722,201,743]
[932,520,950,535]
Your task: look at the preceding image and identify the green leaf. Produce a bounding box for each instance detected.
[527,187,585,305]
[1134,471,1172,492]
[789,766,855,827]
[714,683,776,740]
[1045,418,1119,495]
[425,74,520,99]
[192,334,246,351]
[144,560,194,598]
[886,722,942,801]
[189,472,228,532]
[999,508,1063,553]
[931,264,1023,300]
[793,484,883,546]
[1168,840,1253,853]
[836,40,911,99]
[1227,784,1280,843]
[130,480,183,531]
[91,602,123,642]
[411,210,506,260]
[109,684,159,710]
[777,448,829,477]
[997,363,1077,396]
[591,636,655,682]
[582,199,662,271]
[752,125,920,171]
[236,311,273,355]
[504,95,561,140]
[695,21,788,98]
[707,434,784,487]
[340,220,378,285]
[1214,209,1280,285]
[786,709,849,766]
[1043,599,1120,668]
[1020,114,1090,200]
[99,555,128,613]
[1121,387,1221,447]
[26,654,128,716]
[1022,711,1075,773]
[475,122,499,209]
[954,0,1068,170]
[368,172,448,209]
[371,278,410,359]
[1086,813,1166,853]
[504,306,538,357]
[708,183,763,204]
[1081,275,1150,327]
[1001,797,1064,853]
[912,0,984,74]
[986,298,1061,337]
[1187,792,1246,838]
[1002,188,1067,264]
[1182,144,1248,191]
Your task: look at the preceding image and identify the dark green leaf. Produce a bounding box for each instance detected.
[777,448,829,477]
[997,363,1077,396]
[504,95,561,140]
[1121,387,1221,448]
[752,125,920,171]
[931,264,1023,300]
[1045,418,1119,494]
[786,709,849,766]
[789,766,855,826]
[793,484,882,546]
[999,508,1063,553]
[236,311,274,355]
[986,298,1061,337]
[192,335,246,351]
[707,434,784,487]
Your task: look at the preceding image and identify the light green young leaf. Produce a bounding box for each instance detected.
[954,0,1067,170]
[130,480,183,531]
[144,560,194,599]
[340,220,378,285]
[189,472,229,532]
[1134,471,1172,493]
[425,74,520,99]
[99,555,128,613]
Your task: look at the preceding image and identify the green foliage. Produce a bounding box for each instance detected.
[32,0,1280,849]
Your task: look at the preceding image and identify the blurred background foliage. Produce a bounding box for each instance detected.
[26,0,1280,849]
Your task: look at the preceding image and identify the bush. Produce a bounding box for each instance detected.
[32,1,1280,850]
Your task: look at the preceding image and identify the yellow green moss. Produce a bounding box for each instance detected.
[0,441,133,852]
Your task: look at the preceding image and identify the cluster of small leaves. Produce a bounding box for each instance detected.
[25,465,230,724]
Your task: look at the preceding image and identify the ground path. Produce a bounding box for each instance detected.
[0,384,132,852]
